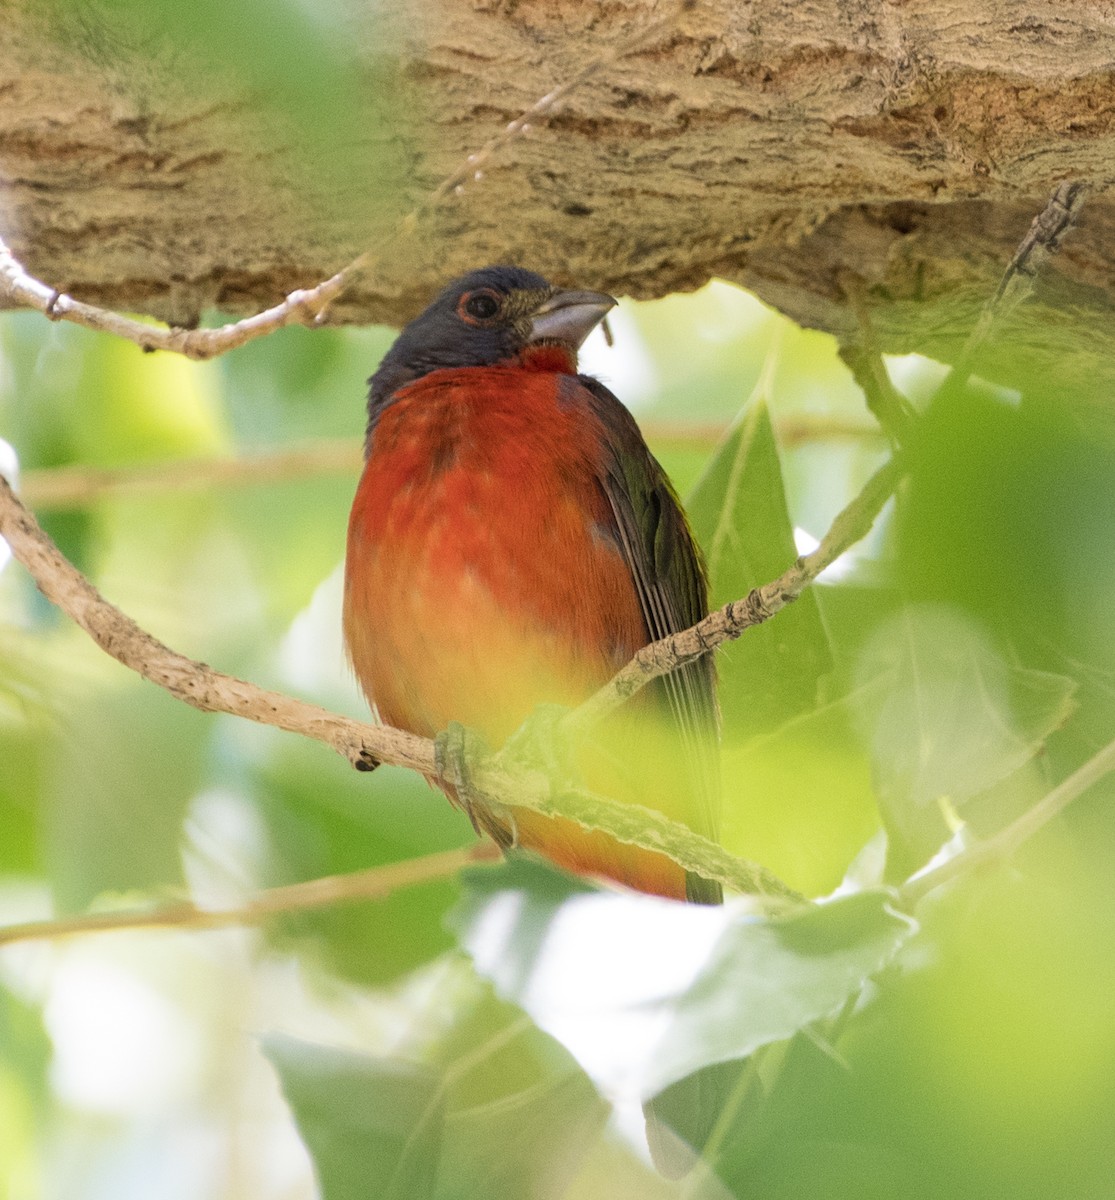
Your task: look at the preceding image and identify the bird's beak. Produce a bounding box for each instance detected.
[528,288,616,349]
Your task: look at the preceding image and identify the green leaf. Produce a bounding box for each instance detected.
[644,892,913,1094]
[265,1035,443,1200]
[687,394,832,739]
[425,978,608,1200]
[852,605,1077,877]
[267,978,610,1200]
[450,861,912,1097]
[721,685,882,896]
[0,983,51,1196]
[44,679,212,909]
[443,1073,606,1200]
[251,737,472,986]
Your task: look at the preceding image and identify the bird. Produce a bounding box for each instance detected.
[343,265,721,904]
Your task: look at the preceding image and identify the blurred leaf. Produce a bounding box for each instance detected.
[217,325,393,449]
[721,685,881,896]
[643,1056,754,1179]
[46,0,404,214]
[68,338,228,466]
[767,322,877,426]
[0,984,50,1200]
[852,605,1076,878]
[0,983,51,1108]
[644,892,913,1095]
[705,853,1115,1200]
[431,984,608,1200]
[44,680,212,910]
[253,735,473,985]
[450,861,911,1097]
[896,379,1115,787]
[211,326,392,629]
[444,1072,606,1200]
[603,284,780,423]
[268,980,609,1200]
[266,1035,443,1200]
[0,753,39,874]
[0,626,54,873]
[219,480,351,632]
[687,395,832,739]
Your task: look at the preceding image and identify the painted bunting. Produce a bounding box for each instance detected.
[343,266,721,903]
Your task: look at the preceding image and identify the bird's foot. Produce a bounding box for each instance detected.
[435,721,495,840]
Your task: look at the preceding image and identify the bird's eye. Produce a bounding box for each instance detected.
[458,289,502,323]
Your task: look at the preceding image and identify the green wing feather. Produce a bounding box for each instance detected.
[580,379,722,904]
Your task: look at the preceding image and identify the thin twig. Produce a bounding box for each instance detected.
[19,418,882,510]
[836,182,1087,443]
[0,5,686,361]
[565,453,905,734]
[900,734,1115,906]
[0,476,425,773]
[20,438,364,508]
[0,238,363,361]
[0,844,501,947]
[838,272,917,445]
[941,180,1087,394]
[841,342,916,446]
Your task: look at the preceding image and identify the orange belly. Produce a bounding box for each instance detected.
[344,366,690,899]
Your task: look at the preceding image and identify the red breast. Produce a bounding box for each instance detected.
[344,362,690,899]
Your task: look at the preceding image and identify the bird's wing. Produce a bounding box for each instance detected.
[579,378,722,903]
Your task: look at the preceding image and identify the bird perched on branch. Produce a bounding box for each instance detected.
[343,266,721,903]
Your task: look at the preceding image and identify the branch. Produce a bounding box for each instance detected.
[20,418,883,510]
[0,473,795,900]
[900,734,1115,906]
[0,476,430,771]
[565,452,905,734]
[680,185,1092,887]
[838,273,918,445]
[20,438,363,509]
[0,4,687,360]
[0,844,500,948]
[0,236,365,361]
[941,180,1088,394]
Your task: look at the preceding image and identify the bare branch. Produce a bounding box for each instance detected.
[840,343,916,447]
[0,236,361,360]
[0,844,500,947]
[0,4,687,360]
[0,475,423,774]
[20,438,364,509]
[942,180,1088,393]
[838,273,918,446]
[19,418,882,510]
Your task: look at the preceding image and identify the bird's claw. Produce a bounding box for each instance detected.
[435,721,491,839]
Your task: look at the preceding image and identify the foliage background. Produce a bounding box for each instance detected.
[3,7,1115,1199]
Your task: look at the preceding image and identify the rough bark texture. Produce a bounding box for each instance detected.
[2,0,1115,401]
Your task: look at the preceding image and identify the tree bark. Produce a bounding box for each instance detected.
[3,1,1114,403]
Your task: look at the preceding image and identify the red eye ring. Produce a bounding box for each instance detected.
[457,288,502,324]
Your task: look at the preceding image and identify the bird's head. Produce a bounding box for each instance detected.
[368,266,616,414]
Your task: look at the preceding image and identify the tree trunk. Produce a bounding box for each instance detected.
[3,0,1113,403]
